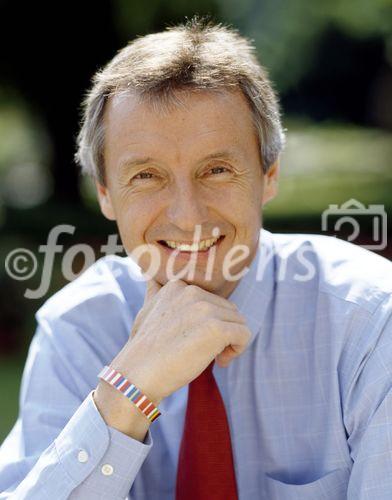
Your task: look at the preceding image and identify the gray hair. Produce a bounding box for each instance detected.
[75,18,285,185]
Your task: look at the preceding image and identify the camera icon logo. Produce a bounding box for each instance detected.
[321,198,387,250]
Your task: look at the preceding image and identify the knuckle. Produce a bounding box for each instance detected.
[243,326,252,342]
[227,300,238,310]
[166,279,181,289]
[184,284,201,298]
[194,300,214,316]
[238,312,247,323]
[205,317,221,332]
[164,279,185,295]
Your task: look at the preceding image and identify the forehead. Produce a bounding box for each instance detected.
[103,88,259,166]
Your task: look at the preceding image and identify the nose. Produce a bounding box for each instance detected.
[166,181,209,233]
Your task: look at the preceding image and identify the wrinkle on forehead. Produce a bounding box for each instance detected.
[108,87,244,119]
[104,87,262,175]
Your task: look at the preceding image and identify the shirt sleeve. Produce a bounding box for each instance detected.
[343,293,392,499]
[68,392,153,500]
[0,321,153,499]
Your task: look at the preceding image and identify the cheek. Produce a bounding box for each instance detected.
[230,192,263,239]
[203,180,250,210]
[228,185,263,220]
[114,199,155,246]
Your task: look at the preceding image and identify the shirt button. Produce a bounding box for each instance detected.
[101,463,114,476]
[77,449,89,463]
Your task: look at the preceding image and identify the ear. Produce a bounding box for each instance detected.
[95,180,116,221]
[262,159,279,207]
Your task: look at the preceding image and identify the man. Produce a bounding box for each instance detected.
[0,18,391,500]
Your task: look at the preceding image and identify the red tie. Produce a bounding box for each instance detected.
[175,360,239,500]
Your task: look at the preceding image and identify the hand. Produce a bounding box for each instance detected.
[111,279,251,403]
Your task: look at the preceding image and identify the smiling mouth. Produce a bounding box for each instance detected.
[157,235,225,252]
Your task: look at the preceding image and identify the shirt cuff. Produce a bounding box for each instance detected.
[55,390,153,499]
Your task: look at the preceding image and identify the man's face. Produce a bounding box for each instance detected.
[96,89,278,298]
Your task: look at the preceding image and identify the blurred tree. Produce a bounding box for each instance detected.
[0,1,120,204]
[113,0,220,40]
[218,0,392,128]
[217,0,391,91]
[0,0,390,205]
[282,26,389,126]
[0,0,221,206]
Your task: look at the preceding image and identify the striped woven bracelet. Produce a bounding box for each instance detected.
[98,365,161,423]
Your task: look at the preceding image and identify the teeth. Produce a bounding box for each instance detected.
[163,237,220,251]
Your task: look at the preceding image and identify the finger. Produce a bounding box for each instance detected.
[226,323,251,351]
[216,323,251,366]
[137,278,182,331]
[199,294,239,312]
[200,303,247,325]
[144,277,162,304]
[215,346,237,367]
[184,285,239,311]
[137,278,184,335]
[160,278,188,300]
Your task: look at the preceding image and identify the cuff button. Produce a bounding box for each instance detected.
[77,449,89,463]
[101,463,114,476]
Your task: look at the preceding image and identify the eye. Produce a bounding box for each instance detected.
[131,171,157,181]
[206,166,231,175]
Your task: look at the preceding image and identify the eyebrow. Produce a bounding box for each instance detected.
[118,150,241,173]
[201,151,240,163]
[119,157,155,171]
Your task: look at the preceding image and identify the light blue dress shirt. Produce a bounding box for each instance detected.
[1,228,392,499]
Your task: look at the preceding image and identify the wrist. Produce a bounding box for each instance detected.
[108,361,164,407]
[97,364,163,423]
[93,381,151,441]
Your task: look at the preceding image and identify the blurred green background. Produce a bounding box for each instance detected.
[0,0,391,442]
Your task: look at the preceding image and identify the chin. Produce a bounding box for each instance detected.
[183,276,221,292]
